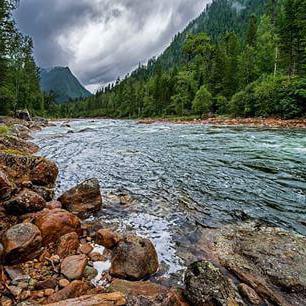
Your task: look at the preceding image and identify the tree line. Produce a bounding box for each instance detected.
[55,0,306,119]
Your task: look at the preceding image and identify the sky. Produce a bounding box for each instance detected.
[15,0,210,92]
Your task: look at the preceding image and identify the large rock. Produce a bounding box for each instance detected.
[2,223,42,264]
[46,280,90,304]
[111,279,189,306]
[184,261,237,306]
[58,178,102,218]
[56,232,79,258]
[0,153,58,188]
[197,222,306,306]
[110,235,159,280]
[4,189,46,215]
[0,135,39,154]
[60,255,88,280]
[96,228,122,249]
[35,209,82,245]
[45,292,126,306]
[15,109,31,121]
[0,170,14,200]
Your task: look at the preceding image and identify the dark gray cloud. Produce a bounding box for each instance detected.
[14,0,210,91]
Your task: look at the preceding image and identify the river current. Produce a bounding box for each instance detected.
[34,119,306,281]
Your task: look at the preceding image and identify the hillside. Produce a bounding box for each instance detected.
[40,67,92,103]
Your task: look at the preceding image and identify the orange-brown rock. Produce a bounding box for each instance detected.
[96,229,121,249]
[57,232,79,258]
[238,283,263,305]
[110,235,159,280]
[45,292,126,306]
[0,170,14,200]
[46,200,62,210]
[79,243,93,255]
[3,223,42,264]
[0,153,58,188]
[35,209,82,245]
[4,188,46,215]
[57,178,102,218]
[46,280,91,304]
[60,254,88,280]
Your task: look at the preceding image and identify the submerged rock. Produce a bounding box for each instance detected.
[4,189,46,215]
[110,235,159,280]
[184,261,237,306]
[58,178,102,218]
[35,209,82,245]
[3,223,42,264]
[198,221,306,306]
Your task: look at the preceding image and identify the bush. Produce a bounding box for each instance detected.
[192,86,213,116]
[229,75,306,118]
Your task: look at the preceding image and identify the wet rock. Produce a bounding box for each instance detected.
[15,109,32,122]
[57,232,79,258]
[184,261,237,306]
[0,170,14,200]
[198,221,306,306]
[45,292,126,306]
[0,153,58,188]
[57,178,102,218]
[4,189,46,215]
[96,229,122,249]
[35,209,82,245]
[61,254,88,280]
[83,265,98,280]
[46,280,91,304]
[110,235,159,280]
[3,223,42,264]
[238,283,263,305]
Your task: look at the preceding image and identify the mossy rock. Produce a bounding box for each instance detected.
[0,125,10,135]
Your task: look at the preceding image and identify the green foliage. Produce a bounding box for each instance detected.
[0,125,9,135]
[50,0,306,120]
[192,86,213,116]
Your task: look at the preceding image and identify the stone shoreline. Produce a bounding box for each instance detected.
[0,116,305,306]
[137,117,306,129]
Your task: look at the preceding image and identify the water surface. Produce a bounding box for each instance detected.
[34,120,306,280]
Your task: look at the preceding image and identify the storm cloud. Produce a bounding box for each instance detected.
[14,0,209,91]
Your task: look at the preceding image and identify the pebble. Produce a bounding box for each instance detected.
[58,279,70,288]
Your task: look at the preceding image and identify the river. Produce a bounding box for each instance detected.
[33,119,306,283]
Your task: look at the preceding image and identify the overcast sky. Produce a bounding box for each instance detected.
[15,0,210,92]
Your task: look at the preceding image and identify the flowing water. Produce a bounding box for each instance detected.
[34,119,306,282]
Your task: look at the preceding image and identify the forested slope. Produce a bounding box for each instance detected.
[56,0,305,120]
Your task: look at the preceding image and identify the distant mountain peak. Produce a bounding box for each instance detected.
[40,66,92,103]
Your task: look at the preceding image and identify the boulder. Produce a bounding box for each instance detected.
[60,254,88,280]
[110,235,159,280]
[56,232,79,258]
[45,292,126,306]
[0,170,14,200]
[3,223,42,264]
[0,135,39,154]
[46,280,91,304]
[238,283,263,305]
[10,124,32,139]
[196,222,306,306]
[184,261,237,306]
[0,153,58,188]
[46,200,62,210]
[57,178,102,218]
[15,109,31,122]
[4,189,46,215]
[96,228,122,249]
[35,209,82,245]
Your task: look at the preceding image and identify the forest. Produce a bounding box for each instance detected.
[53,0,306,119]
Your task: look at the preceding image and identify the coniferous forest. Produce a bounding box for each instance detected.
[54,0,306,119]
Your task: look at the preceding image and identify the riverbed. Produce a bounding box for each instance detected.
[33,119,306,283]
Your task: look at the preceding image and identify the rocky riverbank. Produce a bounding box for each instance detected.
[137,117,306,129]
[0,115,305,305]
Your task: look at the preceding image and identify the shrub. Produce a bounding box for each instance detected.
[192,86,213,116]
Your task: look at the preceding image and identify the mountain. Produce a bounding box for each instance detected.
[40,67,92,103]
